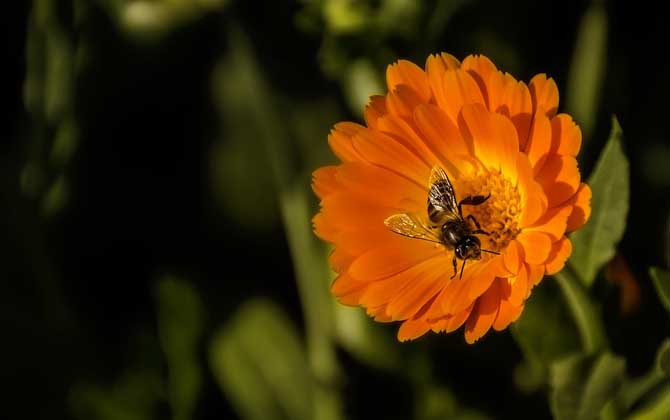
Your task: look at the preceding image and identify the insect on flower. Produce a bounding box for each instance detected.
[312,52,592,343]
[384,166,500,280]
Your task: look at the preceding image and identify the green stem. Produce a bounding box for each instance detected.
[554,266,608,354]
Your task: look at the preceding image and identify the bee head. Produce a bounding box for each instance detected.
[455,236,481,260]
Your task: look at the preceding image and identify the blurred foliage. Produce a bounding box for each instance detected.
[571,118,629,287]
[5,1,670,420]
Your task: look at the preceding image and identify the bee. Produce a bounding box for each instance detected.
[384,166,500,279]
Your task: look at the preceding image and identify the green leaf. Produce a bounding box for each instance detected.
[570,117,630,286]
[649,267,670,311]
[625,385,670,420]
[656,339,670,377]
[566,2,607,140]
[617,339,670,412]
[209,299,314,420]
[511,280,581,391]
[157,277,204,420]
[550,353,626,420]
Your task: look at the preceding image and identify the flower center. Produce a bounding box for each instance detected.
[455,170,521,252]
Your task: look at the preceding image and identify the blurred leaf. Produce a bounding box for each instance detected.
[415,386,492,420]
[209,299,314,420]
[550,352,626,420]
[566,2,607,139]
[511,281,581,391]
[99,0,228,41]
[570,117,629,287]
[343,58,383,116]
[657,339,670,377]
[617,339,670,412]
[625,384,670,420]
[70,370,163,420]
[41,175,69,217]
[649,267,670,311]
[157,277,204,420]
[324,0,369,34]
[334,304,401,370]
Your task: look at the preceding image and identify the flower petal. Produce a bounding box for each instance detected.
[545,237,573,275]
[516,231,553,264]
[387,266,447,320]
[386,85,424,118]
[364,95,387,129]
[312,166,340,199]
[503,239,524,275]
[328,122,366,162]
[387,59,432,102]
[551,114,582,157]
[441,69,486,124]
[492,299,524,331]
[461,54,498,107]
[524,111,552,175]
[529,74,559,117]
[526,205,572,241]
[517,153,549,227]
[426,53,460,112]
[349,240,442,281]
[566,183,592,232]
[464,281,502,343]
[397,316,432,341]
[536,155,581,207]
[526,263,546,287]
[507,263,529,306]
[459,103,519,179]
[331,273,367,305]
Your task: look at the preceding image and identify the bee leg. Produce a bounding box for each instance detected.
[450,255,458,279]
[458,193,491,217]
[459,259,467,279]
[466,214,490,235]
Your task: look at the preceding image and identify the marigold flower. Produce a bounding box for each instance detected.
[312,53,592,343]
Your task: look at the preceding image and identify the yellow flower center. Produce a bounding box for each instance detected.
[456,170,521,252]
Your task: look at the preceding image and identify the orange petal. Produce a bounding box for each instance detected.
[387,266,447,321]
[445,304,474,332]
[516,230,552,264]
[397,316,432,341]
[364,95,387,129]
[440,257,492,315]
[386,85,424,119]
[460,54,498,108]
[313,213,339,243]
[459,103,519,178]
[492,299,524,331]
[349,240,442,281]
[524,111,552,175]
[386,59,432,103]
[464,281,502,343]
[545,237,573,275]
[335,162,425,209]
[328,122,366,162]
[467,257,503,300]
[526,262,546,287]
[367,304,392,322]
[351,128,430,185]
[529,74,559,117]
[551,114,582,157]
[426,53,460,112]
[312,166,340,199]
[319,192,393,231]
[331,273,367,305]
[503,239,524,275]
[413,104,473,174]
[536,155,581,207]
[441,69,486,125]
[517,154,549,227]
[376,114,441,168]
[507,264,529,306]
[328,246,355,273]
[526,205,572,241]
[566,183,592,232]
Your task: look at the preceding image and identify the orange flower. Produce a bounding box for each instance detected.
[312,53,592,343]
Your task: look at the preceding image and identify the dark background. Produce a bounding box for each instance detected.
[2,1,669,419]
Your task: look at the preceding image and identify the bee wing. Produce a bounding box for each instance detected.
[384,213,443,244]
[428,165,459,216]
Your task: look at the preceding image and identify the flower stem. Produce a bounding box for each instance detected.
[554,266,608,354]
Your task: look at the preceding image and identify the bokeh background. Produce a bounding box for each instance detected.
[3,1,670,419]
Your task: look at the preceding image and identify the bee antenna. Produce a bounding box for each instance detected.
[481,248,500,255]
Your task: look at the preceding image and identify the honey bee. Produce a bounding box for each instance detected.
[384,166,500,279]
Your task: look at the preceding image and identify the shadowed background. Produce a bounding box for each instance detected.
[2,1,670,420]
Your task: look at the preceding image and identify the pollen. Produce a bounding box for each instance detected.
[456,170,521,252]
